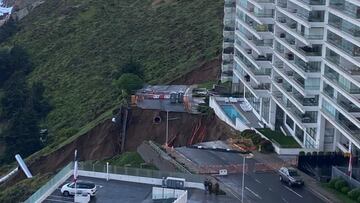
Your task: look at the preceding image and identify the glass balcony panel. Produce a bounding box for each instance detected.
[298,0,325,5]
[298,45,322,56]
[322,102,360,137]
[329,0,360,19]
[325,50,360,75]
[294,57,321,73]
[328,13,360,38]
[337,94,360,113]
[327,31,360,57]
[324,65,360,94]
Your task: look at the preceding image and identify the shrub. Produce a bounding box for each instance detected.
[241,130,256,138]
[348,188,360,200]
[357,195,360,203]
[329,178,341,189]
[334,179,347,191]
[341,186,350,194]
[260,140,274,153]
[299,151,305,156]
[251,134,262,145]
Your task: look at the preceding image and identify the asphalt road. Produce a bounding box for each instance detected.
[176,146,325,203]
[43,176,239,203]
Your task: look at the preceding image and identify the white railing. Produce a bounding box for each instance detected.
[24,163,73,203]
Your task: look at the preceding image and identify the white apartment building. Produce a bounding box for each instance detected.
[221,0,360,154]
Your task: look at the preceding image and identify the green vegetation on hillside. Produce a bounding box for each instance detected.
[5,0,223,146]
[0,46,50,163]
[105,152,157,169]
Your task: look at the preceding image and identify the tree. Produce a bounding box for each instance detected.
[113,73,144,93]
[121,60,144,78]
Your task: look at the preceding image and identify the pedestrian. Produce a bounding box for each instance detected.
[208,181,213,194]
[203,179,208,194]
[214,182,219,195]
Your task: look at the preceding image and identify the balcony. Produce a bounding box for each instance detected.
[272,92,317,125]
[323,68,360,95]
[236,16,274,39]
[321,104,360,139]
[235,31,273,55]
[325,55,360,76]
[273,76,318,112]
[328,17,360,41]
[235,42,272,70]
[295,0,325,5]
[329,1,360,20]
[234,68,270,98]
[275,17,322,45]
[325,89,360,113]
[328,33,360,57]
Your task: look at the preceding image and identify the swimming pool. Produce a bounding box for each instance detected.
[221,105,249,124]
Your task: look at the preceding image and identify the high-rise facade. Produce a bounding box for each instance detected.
[222,0,360,153]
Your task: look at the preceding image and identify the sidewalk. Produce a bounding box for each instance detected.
[252,151,341,203]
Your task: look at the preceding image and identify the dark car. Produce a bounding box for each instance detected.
[279,167,304,187]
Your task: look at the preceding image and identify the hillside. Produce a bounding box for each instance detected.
[3,0,223,144]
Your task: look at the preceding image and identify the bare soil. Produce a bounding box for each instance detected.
[5,107,235,187]
[170,57,221,85]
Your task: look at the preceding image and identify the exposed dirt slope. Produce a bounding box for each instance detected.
[170,57,221,85]
[7,107,235,185]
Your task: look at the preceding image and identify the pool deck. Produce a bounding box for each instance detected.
[218,100,261,129]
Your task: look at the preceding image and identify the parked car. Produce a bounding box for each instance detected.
[61,181,97,197]
[279,167,304,186]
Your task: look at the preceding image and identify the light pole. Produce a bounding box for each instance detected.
[241,156,245,203]
[241,153,253,203]
[165,110,169,147]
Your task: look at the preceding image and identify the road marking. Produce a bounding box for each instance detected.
[245,187,262,199]
[44,198,73,203]
[254,178,261,184]
[284,186,303,198]
[282,197,289,203]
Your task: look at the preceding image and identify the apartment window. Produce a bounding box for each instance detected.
[262,98,270,123]
[305,134,316,148]
[245,89,260,114]
[286,115,294,130]
[306,128,317,139]
[295,125,304,142]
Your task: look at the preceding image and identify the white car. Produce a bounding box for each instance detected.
[61,181,97,197]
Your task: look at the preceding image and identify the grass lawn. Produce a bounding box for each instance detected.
[321,183,357,203]
[256,128,301,148]
[105,152,157,170]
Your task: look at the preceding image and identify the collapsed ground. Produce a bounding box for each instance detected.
[0,107,236,202]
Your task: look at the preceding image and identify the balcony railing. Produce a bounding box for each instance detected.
[325,55,360,75]
[322,106,360,137]
[297,0,325,5]
[327,34,360,57]
[277,17,323,40]
[329,2,360,19]
[298,46,322,56]
[273,92,317,123]
[294,57,321,73]
[323,86,360,113]
[328,20,360,38]
[324,70,360,94]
